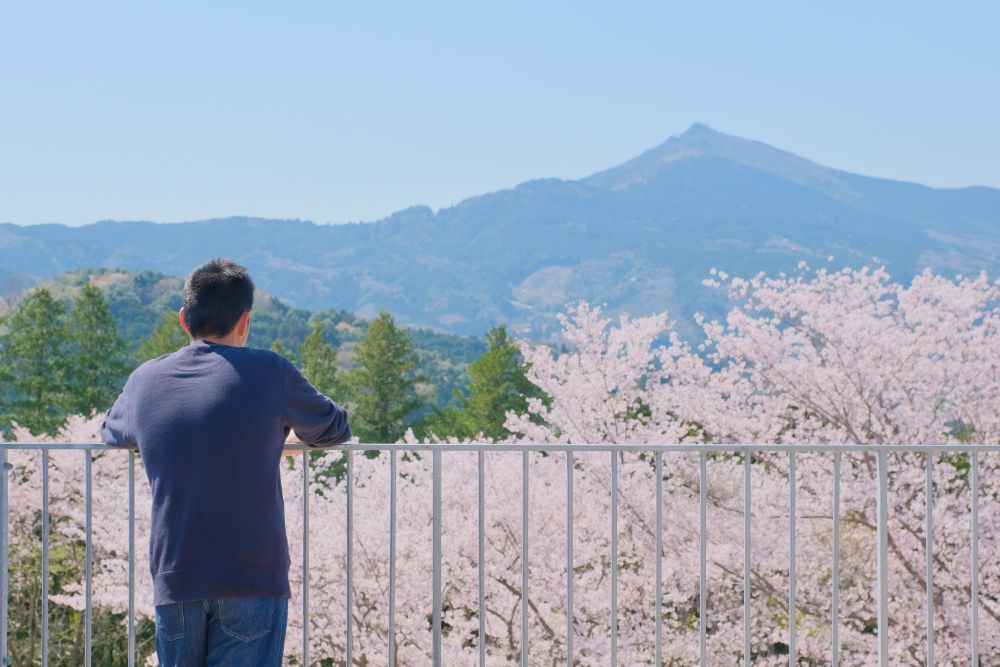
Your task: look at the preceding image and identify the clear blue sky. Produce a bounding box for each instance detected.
[2,1,997,226]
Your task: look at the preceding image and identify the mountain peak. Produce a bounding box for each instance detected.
[680,122,718,137]
[582,123,849,196]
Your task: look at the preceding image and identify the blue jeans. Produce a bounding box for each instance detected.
[155,596,288,667]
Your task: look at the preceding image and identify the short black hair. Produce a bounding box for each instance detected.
[182,258,255,338]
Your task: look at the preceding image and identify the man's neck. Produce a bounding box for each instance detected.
[193,334,244,347]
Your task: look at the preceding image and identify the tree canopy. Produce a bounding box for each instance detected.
[137,309,188,363]
[0,288,71,435]
[344,311,423,443]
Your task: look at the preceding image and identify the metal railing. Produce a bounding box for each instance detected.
[0,442,994,666]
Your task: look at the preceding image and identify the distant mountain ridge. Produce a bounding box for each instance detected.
[3,124,999,337]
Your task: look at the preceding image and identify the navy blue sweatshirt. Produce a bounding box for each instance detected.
[100,339,351,605]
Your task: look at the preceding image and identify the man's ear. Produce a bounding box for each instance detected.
[238,310,251,340]
[178,308,191,336]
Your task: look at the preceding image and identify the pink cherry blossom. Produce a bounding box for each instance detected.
[5,266,998,665]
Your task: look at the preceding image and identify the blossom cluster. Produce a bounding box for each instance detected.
[6,266,999,665]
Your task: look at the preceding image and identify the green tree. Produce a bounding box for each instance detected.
[298,322,340,398]
[0,314,11,435]
[65,284,130,415]
[462,325,539,438]
[0,288,70,435]
[137,309,188,363]
[345,311,422,443]
[422,325,541,439]
[293,323,347,482]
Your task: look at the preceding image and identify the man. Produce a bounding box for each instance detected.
[101,258,351,666]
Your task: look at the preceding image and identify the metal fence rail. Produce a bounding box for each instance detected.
[1,441,995,666]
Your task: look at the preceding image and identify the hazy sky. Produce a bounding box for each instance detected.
[2,1,997,226]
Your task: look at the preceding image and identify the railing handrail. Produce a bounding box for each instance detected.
[1,441,990,666]
[3,441,1000,453]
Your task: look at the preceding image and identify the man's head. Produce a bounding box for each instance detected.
[179,258,255,345]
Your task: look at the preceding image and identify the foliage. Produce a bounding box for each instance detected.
[64,284,130,414]
[298,323,340,398]
[507,266,1000,664]
[409,328,485,408]
[420,325,542,439]
[137,310,188,363]
[465,325,544,437]
[9,266,1000,664]
[409,327,486,366]
[0,314,11,435]
[0,288,71,435]
[1,285,132,435]
[7,269,478,412]
[0,269,485,436]
[344,311,423,443]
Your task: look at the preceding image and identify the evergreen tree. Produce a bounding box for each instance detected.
[275,309,309,348]
[65,284,130,415]
[138,310,188,362]
[298,322,340,398]
[461,325,539,438]
[0,314,11,436]
[345,311,422,443]
[292,323,346,481]
[420,325,541,439]
[0,288,70,435]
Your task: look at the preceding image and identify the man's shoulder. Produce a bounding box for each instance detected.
[130,349,181,376]
[236,345,287,361]
[133,344,286,376]
[221,345,291,377]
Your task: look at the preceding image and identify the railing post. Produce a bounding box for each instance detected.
[654,452,662,667]
[521,450,529,667]
[390,450,398,666]
[789,451,797,666]
[301,450,310,667]
[84,451,92,667]
[1,448,10,666]
[566,451,574,667]
[610,452,618,665]
[42,450,51,667]
[925,452,934,667]
[432,449,442,667]
[832,452,841,667]
[699,451,707,667]
[127,450,135,667]
[970,452,979,664]
[345,449,353,667]
[876,450,889,667]
[478,450,485,667]
[743,453,751,665]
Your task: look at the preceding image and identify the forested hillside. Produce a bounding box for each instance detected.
[0,269,489,436]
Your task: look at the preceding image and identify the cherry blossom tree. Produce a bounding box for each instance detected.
[5,265,999,666]
[506,266,1000,664]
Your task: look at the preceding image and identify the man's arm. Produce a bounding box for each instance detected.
[100,374,137,447]
[282,357,351,446]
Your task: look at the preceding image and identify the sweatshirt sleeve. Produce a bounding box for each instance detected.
[101,374,137,447]
[282,357,352,446]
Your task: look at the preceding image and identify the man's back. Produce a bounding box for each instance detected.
[102,257,350,666]
[101,339,351,605]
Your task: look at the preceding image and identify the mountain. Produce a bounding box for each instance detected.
[3,124,999,337]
